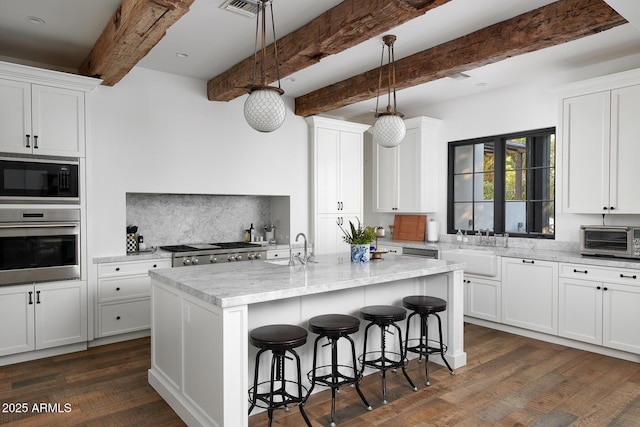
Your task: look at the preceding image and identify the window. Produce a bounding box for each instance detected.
[448,128,555,238]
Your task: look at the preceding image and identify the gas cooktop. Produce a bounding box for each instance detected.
[160,242,262,253]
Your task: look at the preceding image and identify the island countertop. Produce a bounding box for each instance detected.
[148,253,465,308]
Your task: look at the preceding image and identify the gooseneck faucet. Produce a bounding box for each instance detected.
[295,232,310,265]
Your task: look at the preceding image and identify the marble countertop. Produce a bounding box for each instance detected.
[148,253,465,308]
[381,239,640,270]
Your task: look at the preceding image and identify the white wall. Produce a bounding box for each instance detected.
[86,67,310,259]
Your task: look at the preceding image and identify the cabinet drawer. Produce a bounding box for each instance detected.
[98,275,150,302]
[99,299,150,336]
[560,263,640,284]
[98,259,171,278]
[266,249,303,260]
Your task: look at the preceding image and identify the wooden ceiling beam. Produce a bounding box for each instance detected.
[295,0,627,117]
[79,0,195,86]
[206,0,452,102]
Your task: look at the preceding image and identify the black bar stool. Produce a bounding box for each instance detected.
[359,305,417,404]
[403,295,455,386]
[306,314,372,427]
[249,324,311,427]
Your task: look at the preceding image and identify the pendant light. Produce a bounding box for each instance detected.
[372,35,406,148]
[244,0,285,132]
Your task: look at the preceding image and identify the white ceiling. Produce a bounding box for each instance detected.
[1,0,640,121]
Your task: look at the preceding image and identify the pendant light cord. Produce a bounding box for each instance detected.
[250,0,281,89]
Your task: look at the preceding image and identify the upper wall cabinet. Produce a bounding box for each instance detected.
[560,70,640,214]
[0,61,101,158]
[372,116,441,213]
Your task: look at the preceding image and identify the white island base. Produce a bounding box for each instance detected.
[148,254,466,427]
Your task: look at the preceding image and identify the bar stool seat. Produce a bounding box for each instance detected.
[403,295,455,386]
[306,314,371,427]
[249,324,311,427]
[359,305,417,404]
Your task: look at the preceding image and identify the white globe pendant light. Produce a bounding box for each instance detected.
[244,0,285,132]
[373,35,405,148]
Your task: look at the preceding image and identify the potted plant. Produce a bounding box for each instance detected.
[338,218,377,262]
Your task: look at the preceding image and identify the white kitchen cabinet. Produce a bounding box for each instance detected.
[97,258,171,337]
[0,280,87,357]
[464,274,501,323]
[559,263,640,353]
[561,84,640,214]
[316,214,360,255]
[307,116,369,255]
[0,79,86,157]
[372,116,441,212]
[501,257,558,335]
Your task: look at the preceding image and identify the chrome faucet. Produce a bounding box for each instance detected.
[295,232,312,265]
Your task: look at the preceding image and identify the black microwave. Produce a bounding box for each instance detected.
[0,157,79,204]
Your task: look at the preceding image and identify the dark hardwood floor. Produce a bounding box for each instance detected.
[2,324,639,426]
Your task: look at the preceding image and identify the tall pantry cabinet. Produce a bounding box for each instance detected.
[307,117,369,255]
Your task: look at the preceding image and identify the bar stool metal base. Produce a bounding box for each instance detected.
[306,314,372,427]
[249,324,311,427]
[403,296,455,386]
[360,305,418,404]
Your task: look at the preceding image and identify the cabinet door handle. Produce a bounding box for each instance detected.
[25,134,31,148]
[610,206,615,211]
[116,287,120,291]
[573,269,588,274]
[603,287,609,291]
[33,135,39,149]
[620,273,637,279]
[116,316,121,320]
[115,267,120,271]
[597,286,601,290]
[153,264,157,268]
[28,291,33,305]
[522,259,535,264]
[36,290,41,304]
[603,206,608,211]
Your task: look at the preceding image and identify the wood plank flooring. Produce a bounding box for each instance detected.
[1,324,639,426]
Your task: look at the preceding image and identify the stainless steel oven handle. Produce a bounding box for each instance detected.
[0,222,79,229]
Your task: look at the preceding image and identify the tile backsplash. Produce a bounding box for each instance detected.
[126,193,274,247]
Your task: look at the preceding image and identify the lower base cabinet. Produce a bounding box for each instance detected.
[559,263,640,353]
[97,259,171,337]
[465,274,501,323]
[501,257,558,335]
[0,280,87,357]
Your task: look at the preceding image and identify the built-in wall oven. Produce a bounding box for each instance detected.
[0,156,80,204]
[0,209,80,286]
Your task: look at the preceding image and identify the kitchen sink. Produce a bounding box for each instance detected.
[440,248,498,277]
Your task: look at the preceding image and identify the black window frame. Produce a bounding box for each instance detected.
[447,127,556,239]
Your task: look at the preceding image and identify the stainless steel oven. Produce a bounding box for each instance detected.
[0,156,80,204]
[0,209,80,286]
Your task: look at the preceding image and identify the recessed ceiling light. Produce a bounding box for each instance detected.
[24,16,45,25]
[476,82,487,87]
[176,52,189,59]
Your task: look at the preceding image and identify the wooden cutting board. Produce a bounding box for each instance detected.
[392,215,427,241]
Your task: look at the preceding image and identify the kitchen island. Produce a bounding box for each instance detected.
[148,253,466,427]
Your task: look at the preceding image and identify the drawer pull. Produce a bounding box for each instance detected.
[115,267,120,271]
[116,316,121,320]
[153,264,157,268]
[522,259,535,264]
[116,287,120,291]
[620,274,637,280]
[573,269,588,274]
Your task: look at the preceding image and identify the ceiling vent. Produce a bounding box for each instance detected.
[220,0,259,18]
